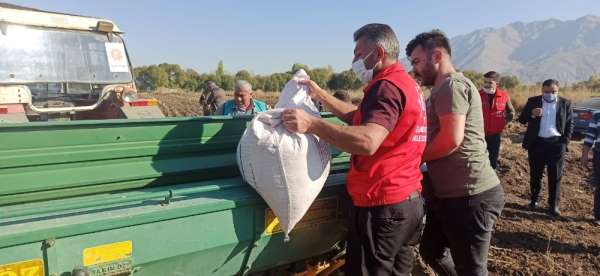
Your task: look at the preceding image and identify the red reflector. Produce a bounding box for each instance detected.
[0,104,25,114]
[128,99,158,107]
[129,101,148,107]
[579,112,592,120]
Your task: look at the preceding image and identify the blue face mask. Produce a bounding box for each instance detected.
[543,92,557,103]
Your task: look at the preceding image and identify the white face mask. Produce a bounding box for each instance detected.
[352,50,378,84]
[483,87,495,94]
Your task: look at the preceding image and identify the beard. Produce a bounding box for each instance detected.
[419,62,437,87]
[413,61,437,87]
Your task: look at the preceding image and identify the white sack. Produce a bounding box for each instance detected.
[237,69,331,240]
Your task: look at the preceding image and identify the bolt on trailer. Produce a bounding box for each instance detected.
[0,3,164,123]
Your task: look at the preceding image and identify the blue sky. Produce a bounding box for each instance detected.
[9,0,600,75]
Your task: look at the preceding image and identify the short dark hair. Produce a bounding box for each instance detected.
[542,79,560,87]
[484,71,500,81]
[405,29,452,57]
[353,23,400,60]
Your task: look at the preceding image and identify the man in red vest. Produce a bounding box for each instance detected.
[282,23,427,275]
[479,71,515,169]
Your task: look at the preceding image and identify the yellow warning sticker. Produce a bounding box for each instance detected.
[264,197,339,235]
[0,259,44,276]
[83,240,132,266]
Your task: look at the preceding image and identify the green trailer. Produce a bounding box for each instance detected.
[0,115,350,276]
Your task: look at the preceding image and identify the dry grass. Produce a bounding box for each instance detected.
[509,87,600,111]
[142,86,600,117]
[353,86,598,111]
[338,87,600,111]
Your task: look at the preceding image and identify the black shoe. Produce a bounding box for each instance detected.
[528,201,539,209]
[549,208,561,217]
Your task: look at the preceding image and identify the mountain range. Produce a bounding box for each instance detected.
[419,15,600,84]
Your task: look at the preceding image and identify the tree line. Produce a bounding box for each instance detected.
[134,61,362,92]
[134,61,600,92]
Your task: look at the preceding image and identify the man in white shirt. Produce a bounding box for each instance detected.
[518,79,573,216]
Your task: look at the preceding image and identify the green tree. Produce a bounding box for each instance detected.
[134,65,169,91]
[157,63,188,88]
[216,60,225,78]
[327,70,362,90]
[182,69,201,91]
[499,75,521,90]
[133,66,150,90]
[253,75,266,91]
[308,66,334,89]
[212,60,224,86]
[263,77,275,92]
[220,75,236,91]
[462,71,484,88]
[235,70,255,87]
[261,73,292,92]
[290,63,310,74]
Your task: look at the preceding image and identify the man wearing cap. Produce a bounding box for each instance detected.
[199,81,226,115]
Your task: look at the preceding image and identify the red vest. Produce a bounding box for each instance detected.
[347,63,427,207]
[479,88,509,135]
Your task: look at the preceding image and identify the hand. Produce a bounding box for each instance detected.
[298,79,325,101]
[532,108,543,118]
[282,108,315,133]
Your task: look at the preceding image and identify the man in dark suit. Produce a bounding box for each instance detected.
[518,79,573,216]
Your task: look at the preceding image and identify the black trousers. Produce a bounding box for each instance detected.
[485,134,501,169]
[527,137,566,208]
[593,153,600,220]
[419,185,505,276]
[345,194,425,276]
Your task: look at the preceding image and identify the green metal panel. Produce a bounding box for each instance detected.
[0,195,346,275]
[0,114,350,275]
[53,205,257,275]
[0,176,347,275]
[0,115,349,205]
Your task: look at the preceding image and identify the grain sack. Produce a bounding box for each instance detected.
[237,69,331,240]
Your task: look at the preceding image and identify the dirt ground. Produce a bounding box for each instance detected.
[139,89,204,117]
[142,90,600,275]
[488,123,600,275]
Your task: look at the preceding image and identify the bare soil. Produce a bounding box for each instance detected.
[488,123,600,275]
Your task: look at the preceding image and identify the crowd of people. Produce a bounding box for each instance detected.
[195,23,596,276]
